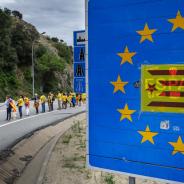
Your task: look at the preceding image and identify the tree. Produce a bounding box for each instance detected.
[4,8,11,15]
[36,52,65,73]
[12,10,23,20]
[51,37,59,43]
[11,23,39,66]
[0,9,18,70]
[35,45,47,58]
[54,42,73,64]
[0,8,73,99]
[35,52,66,92]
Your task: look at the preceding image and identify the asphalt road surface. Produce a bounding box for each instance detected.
[0,101,86,151]
[0,101,60,123]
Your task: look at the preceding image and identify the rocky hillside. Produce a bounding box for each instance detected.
[0,8,73,101]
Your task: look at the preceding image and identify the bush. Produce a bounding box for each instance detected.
[104,175,115,184]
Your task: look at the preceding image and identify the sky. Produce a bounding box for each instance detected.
[0,0,85,46]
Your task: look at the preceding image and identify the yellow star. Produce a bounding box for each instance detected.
[169,136,184,155]
[110,75,128,94]
[117,104,136,122]
[136,23,157,43]
[138,126,158,144]
[117,46,136,65]
[168,10,184,32]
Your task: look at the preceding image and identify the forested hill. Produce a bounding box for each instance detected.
[0,8,73,101]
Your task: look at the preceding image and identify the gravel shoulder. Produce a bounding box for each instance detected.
[43,119,167,184]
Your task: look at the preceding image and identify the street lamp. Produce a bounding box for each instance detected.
[32,32,46,97]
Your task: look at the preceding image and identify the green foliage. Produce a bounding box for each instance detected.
[11,23,39,66]
[4,8,11,16]
[23,68,32,81]
[35,50,66,93]
[104,175,115,184]
[0,8,73,100]
[36,52,65,72]
[51,37,59,43]
[0,71,20,100]
[12,10,23,19]
[62,134,72,144]
[0,8,18,70]
[54,42,73,64]
[35,44,47,58]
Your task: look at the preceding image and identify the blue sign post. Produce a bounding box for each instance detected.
[87,0,184,183]
[73,30,86,93]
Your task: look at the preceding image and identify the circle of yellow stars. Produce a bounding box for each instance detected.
[109,9,184,155]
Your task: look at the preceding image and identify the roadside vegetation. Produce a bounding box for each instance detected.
[43,120,166,184]
[0,8,73,101]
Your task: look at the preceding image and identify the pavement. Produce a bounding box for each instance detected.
[0,101,58,124]
[0,102,86,151]
[15,132,63,184]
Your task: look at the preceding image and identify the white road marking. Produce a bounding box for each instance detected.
[0,110,60,129]
[0,110,6,112]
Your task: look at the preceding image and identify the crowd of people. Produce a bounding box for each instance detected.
[2,92,86,121]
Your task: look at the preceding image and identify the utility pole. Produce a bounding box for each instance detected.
[32,41,35,98]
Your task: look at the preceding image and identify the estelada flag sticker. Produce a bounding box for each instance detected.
[141,64,184,113]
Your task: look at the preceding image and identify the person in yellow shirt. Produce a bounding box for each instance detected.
[17,95,24,118]
[67,93,72,107]
[62,93,67,109]
[40,94,47,113]
[82,93,86,104]
[57,92,62,110]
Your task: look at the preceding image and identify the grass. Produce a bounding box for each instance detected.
[104,174,115,184]
[62,158,85,169]
[62,134,72,144]
[72,120,83,134]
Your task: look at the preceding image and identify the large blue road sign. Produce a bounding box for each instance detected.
[73,30,86,93]
[88,0,184,183]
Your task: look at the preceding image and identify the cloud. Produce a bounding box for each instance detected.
[0,0,15,3]
[0,0,85,45]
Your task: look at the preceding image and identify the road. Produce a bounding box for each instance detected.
[0,101,59,123]
[0,102,86,151]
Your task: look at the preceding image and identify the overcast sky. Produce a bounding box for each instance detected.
[0,0,85,46]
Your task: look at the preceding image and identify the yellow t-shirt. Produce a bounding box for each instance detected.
[18,98,24,107]
[40,95,46,103]
[67,95,72,102]
[24,97,29,103]
[62,95,67,102]
[82,93,86,100]
[24,97,30,106]
[57,93,62,101]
